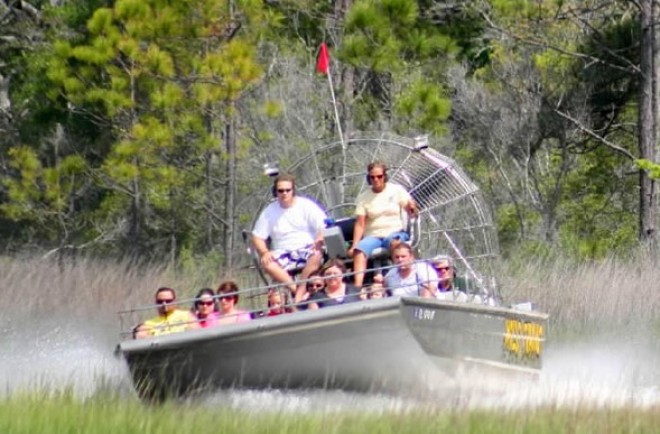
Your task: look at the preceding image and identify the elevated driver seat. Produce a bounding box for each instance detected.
[323,214,421,261]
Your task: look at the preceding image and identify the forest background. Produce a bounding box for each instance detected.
[2,0,660,270]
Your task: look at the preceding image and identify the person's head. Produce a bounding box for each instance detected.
[194,288,217,318]
[322,259,347,291]
[369,274,386,299]
[217,281,240,313]
[366,161,388,192]
[307,272,325,295]
[273,174,296,207]
[155,287,177,316]
[391,243,415,272]
[431,254,455,283]
[369,284,386,299]
[267,289,284,313]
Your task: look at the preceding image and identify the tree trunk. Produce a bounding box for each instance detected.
[204,150,214,251]
[638,0,657,245]
[223,115,236,268]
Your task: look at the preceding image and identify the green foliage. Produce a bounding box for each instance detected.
[395,79,451,135]
[1,146,89,244]
[36,0,272,258]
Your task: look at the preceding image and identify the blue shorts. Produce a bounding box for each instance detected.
[355,231,410,257]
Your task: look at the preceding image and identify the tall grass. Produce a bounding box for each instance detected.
[0,254,262,316]
[2,249,658,331]
[499,250,660,334]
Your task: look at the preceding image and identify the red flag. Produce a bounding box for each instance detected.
[316,42,330,75]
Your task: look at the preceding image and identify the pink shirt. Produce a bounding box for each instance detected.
[197,311,220,328]
[218,309,252,325]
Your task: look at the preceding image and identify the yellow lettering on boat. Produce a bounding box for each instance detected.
[503,319,544,358]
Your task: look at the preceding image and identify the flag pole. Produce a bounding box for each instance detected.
[317,43,345,150]
[326,68,345,150]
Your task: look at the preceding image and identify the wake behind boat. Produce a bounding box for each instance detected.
[116,132,548,401]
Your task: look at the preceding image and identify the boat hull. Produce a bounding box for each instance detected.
[118,298,547,400]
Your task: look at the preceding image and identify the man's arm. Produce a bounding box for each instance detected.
[418,263,438,298]
[251,234,275,266]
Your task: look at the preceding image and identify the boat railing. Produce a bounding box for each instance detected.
[117,259,493,340]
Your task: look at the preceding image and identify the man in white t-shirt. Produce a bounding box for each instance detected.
[384,243,438,298]
[252,174,327,296]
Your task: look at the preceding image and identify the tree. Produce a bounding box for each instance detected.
[458,0,652,255]
[40,0,270,262]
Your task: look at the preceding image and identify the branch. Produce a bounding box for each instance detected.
[553,108,635,160]
[479,7,640,75]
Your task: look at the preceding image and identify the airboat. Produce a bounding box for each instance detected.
[116,132,548,400]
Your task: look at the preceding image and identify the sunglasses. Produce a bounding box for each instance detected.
[198,300,214,306]
[368,174,384,180]
[277,188,292,193]
[308,283,324,289]
[219,295,235,301]
[156,298,174,305]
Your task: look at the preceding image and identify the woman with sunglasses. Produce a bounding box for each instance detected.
[307,260,361,310]
[217,281,252,325]
[192,288,220,328]
[348,161,419,291]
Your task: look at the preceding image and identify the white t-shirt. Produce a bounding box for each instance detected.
[385,261,438,297]
[252,196,326,251]
[355,183,412,238]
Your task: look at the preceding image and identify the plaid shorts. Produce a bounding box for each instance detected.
[272,245,317,270]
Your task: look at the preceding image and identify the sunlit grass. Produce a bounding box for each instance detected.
[0,391,659,433]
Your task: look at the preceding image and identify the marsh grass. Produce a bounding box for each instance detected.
[1,391,660,433]
[3,249,658,332]
[2,249,660,336]
[0,254,262,317]
[2,250,660,429]
[499,250,660,334]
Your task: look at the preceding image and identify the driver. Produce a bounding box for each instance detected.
[251,174,327,297]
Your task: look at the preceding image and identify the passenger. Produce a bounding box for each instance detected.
[294,271,325,309]
[266,289,286,317]
[431,254,470,302]
[348,161,418,290]
[192,288,219,328]
[367,273,387,299]
[136,287,197,339]
[216,281,252,325]
[384,243,438,298]
[308,259,361,310]
[251,174,327,297]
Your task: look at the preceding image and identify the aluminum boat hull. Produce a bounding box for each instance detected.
[118,297,547,400]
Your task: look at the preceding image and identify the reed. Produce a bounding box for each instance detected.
[2,249,657,332]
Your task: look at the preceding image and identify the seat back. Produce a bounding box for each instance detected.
[322,214,421,259]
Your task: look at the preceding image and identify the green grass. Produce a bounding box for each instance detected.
[1,392,660,433]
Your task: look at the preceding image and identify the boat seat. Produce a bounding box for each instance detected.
[323,214,421,260]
